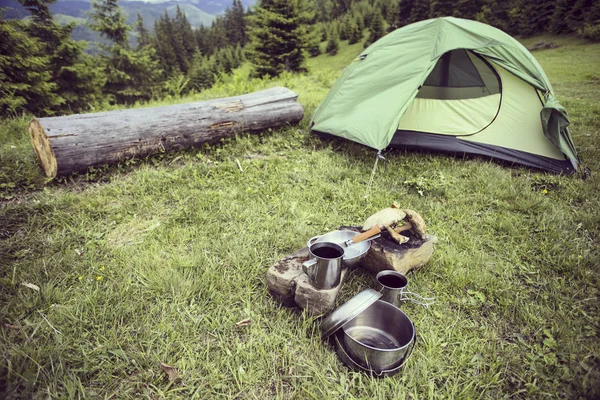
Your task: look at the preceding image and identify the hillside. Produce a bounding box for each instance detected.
[0,0,227,53]
[0,0,221,28]
[0,0,255,19]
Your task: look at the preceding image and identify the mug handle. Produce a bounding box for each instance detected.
[302,259,316,276]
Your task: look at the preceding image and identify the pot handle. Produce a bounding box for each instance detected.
[307,235,320,248]
[374,325,418,377]
[400,291,435,308]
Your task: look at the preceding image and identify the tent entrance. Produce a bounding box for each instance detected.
[397,50,502,136]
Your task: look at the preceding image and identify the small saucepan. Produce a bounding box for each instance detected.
[307,230,372,268]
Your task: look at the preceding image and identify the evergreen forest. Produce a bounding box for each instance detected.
[2,0,599,119]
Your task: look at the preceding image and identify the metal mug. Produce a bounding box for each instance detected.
[302,242,344,290]
[376,270,434,308]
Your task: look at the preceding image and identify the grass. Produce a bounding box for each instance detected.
[0,34,599,399]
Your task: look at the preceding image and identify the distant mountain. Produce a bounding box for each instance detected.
[0,0,255,20]
[1,0,256,54]
[0,0,224,27]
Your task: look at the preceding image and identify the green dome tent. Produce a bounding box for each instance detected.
[310,17,586,176]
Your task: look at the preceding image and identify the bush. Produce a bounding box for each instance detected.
[580,24,600,42]
[326,32,339,56]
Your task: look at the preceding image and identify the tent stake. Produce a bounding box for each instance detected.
[364,150,385,199]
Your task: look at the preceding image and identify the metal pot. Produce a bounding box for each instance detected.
[340,300,415,372]
[333,329,414,377]
[307,230,370,268]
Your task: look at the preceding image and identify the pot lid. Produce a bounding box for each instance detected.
[320,288,382,340]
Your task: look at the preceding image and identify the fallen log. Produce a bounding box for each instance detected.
[527,41,559,52]
[29,87,304,177]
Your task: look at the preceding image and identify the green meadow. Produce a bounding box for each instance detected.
[0,34,599,398]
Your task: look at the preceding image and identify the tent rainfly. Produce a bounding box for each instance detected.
[310,17,587,176]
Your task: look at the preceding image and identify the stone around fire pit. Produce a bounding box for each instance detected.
[266,247,348,316]
[340,226,437,275]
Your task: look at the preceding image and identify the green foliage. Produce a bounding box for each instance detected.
[134,12,150,49]
[396,0,414,27]
[247,0,308,77]
[14,0,103,115]
[550,0,571,34]
[347,18,363,44]
[187,53,216,91]
[89,0,162,104]
[224,0,248,47]
[326,28,339,55]
[430,0,455,18]
[163,74,190,98]
[305,24,323,57]
[0,18,57,117]
[409,0,430,23]
[364,9,385,48]
[88,0,129,45]
[580,24,600,42]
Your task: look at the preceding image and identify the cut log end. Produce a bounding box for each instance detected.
[28,119,57,178]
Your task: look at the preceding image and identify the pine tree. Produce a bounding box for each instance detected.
[430,0,455,18]
[225,0,247,46]
[18,0,104,114]
[549,0,570,34]
[348,19,362,44]
[454,0,480,20]
[174,6,198,73]
[0,17,56,117]
[339,17,350,41]
[364,9,385,48]
[247,0,307,77]
[385,1,399,30]
[187,53,215,91]
[409,0,430,23]
[135,13,150,49]
[315,0,334,22]
[154,13,179,77]
[194,25,210,56]
[89,0,162,104]
[326,29,339,55]
[397,0,414,26]
[320,23,328,41]
[568,0,596,32]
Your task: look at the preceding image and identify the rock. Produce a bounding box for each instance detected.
[266,247,308,307]
[361,233,438,275]
[266,247,347,316]
[294,269,348,316]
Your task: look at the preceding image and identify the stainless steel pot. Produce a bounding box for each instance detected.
[341,300,415,372]
[307,230,370,268]
[333,329,415,377]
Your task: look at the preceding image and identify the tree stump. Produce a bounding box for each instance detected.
[28,87,304,178]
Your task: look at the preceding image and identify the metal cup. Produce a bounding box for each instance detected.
[302,242,344,290]
[376,270,434,308]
